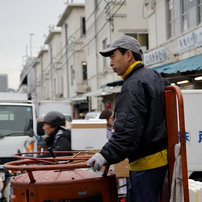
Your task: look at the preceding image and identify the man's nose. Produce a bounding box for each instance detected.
[110,59,113,67]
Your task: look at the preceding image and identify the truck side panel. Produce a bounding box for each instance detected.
[182,90,202,173]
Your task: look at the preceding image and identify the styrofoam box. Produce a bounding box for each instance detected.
[71,119,108,150]
[189,179,202,201]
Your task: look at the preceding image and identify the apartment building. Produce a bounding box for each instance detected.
[34,48,49,100]
[145,0,202,89]
[20,57,36,99]
[55,1,88,118]
[21,0,202,117]
[83,0,148,112]
[44,29,63,100]
[19,0,148,117]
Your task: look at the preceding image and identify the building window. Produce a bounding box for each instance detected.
[81,17,86,36]
[182,0,198,32]
[102,38,108,68]
[54,78,56,96]
[168,0,181,38]
[168,0,201,38]
[200,0,202,22]
[126,33,149,51]
[95,0,100,10]
[65,23,68,45]
[82,62,87,81]
[61,76,64,93]
[71,65,75,85]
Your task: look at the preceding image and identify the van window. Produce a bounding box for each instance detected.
[0,105,33,137]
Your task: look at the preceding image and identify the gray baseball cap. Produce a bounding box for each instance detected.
[100,35,143,57]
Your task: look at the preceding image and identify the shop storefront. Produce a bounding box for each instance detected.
[151,54,202,89]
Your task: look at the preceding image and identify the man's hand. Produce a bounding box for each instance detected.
[87,153,107,171]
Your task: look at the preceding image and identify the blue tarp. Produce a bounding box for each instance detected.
[151,54,202,74]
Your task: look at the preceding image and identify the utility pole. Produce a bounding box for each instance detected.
[29,33,34,58]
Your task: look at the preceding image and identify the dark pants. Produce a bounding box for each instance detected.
[127,165,168,202]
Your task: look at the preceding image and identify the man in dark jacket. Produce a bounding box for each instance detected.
[87,35,169,202]
[40,111,71,157]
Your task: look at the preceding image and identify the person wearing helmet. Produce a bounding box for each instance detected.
[40,111,71,157]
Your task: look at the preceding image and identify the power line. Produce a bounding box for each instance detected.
[36,0,126,85]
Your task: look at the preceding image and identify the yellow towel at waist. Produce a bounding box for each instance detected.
[129,149,168,171]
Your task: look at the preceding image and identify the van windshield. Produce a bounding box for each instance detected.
[0,105,33,137]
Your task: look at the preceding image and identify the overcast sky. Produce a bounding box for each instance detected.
[0,0,66,90]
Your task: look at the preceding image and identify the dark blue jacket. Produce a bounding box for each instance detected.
[100,63,169,164]
[42,128,71,157]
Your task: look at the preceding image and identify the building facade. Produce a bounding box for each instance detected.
[84,0,148,111]
[145,0,202,89]
[0,74,8,92]
[19,0,202,118]
[19,0,148,117]
[44,29,64,100]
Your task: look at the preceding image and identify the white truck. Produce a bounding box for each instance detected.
[0,92,38,200]
[34,100,73,122]
[182,90,202,180]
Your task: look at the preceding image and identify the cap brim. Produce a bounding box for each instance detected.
[99,47,117,57]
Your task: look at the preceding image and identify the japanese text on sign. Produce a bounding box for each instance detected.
[178,27,202,54]
[144,47,168,66]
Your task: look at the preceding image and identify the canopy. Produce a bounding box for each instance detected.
[151,54,202,74]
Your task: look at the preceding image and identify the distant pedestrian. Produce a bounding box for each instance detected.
[99,110,114,139]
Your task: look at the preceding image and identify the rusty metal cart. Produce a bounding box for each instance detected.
[4,151,118,202]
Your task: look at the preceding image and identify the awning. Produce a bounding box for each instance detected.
[84,89,104,97]
[100,79,123,88]
[96,86,122,97]
[85,88,112,97]
[77,86,122,99]
[151,54,202,74]
[71,95,87,104]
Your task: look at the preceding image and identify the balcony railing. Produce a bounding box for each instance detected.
[65,0,85,4]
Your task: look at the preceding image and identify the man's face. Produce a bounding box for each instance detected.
[43,123,56,135]
[110,49,129,76]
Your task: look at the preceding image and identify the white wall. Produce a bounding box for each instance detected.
[59,5,86,98]
[147,0,202,67]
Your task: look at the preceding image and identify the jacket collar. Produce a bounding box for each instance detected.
[121,61,143,80]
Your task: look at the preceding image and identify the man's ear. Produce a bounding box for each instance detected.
[126,50,134,62]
